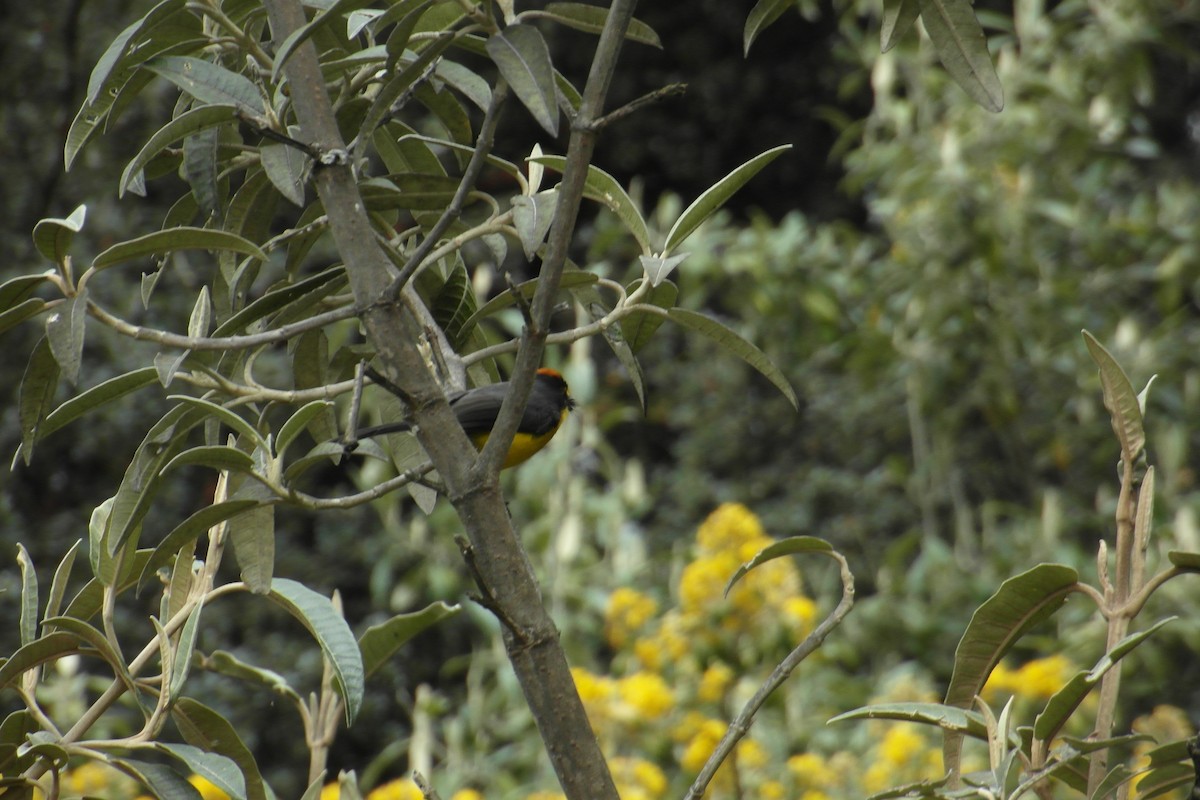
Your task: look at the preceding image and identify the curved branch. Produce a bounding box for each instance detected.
[87,299,359,351]
[685,551,856,800]
[1121,565,1187,618]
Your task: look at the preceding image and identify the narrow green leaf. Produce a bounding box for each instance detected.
[210,266,345,338]
[601,324,646,412]
[62,549,155,622]
[118,105,241,198]
[156,743,245,800]
[1083,331,1146,464]
[354,34,456,167]
[94,226,268,269]
[300,775,327,800]
[68,0,194,169]
[1090,764,1140,800]
[41,616,139,700]
[663,144,792,254]
[385,1,442,71]
[531,156,652,254]
[227,477,275,595]
[86,0,187,105]
[277,401,334,458]
[1035,618,1175,745]
[620,279,677,354]
[0,298,49,339]
[18,337,60,465]
[942,563,1078,775]
[487,25,559,136]
[113,758,204,800]
[168,396,266,450]
[272,0,376,82]
[829,703,989,738]
[107,405,210,555]
[881,0,921,51]
[162,445,256,475]
[269,578,365,723]
[639,253,689,288]
[435,60,492,111]
[32,205,88,264]
[172,698,267,800]
[917,0,1004,112]
[168,602,206,700]
[414,81,473,147]
[188,286,212,340]
[0,274,52,313]
[40,368,158,441]
[45,540,81,625]
[45,287,89,386]
[16,546,39,647]
[145,56,262,110]
[725,536,834,597]
[359,601,461,678]
[290,331,338,444]
[260,143,309,206]
[1134,764,1193,800]
[0,633,80,690]
[396,133,521,177]
[195,651,296,697]
[529,3,662,48]
[91,496,124,585]
[512,190,558,260]
[743,0,793,55]
[1168,550,1200,571]
[183,127,222,216]
[668,307,798,410]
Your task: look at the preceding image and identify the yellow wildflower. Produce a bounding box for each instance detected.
[62,763,114,796]
[568,666,614,710]
[320,783,341,800]
[618,671,675,720]
[611,756,667,799]
[782,595,819,635]
[679,553,740,615]
[1013,655,1075,699]
[366,778,423,800]
[696,504,766,553]
[449,791,484,800]
[801,792,833,800]
[697,662,735,703]
[788,753,837,788]
[981,660,1021,699]
[606,588,659,649]
[761,780,787,799]
[862,761,892,794]
[680,718,728,773]
[879,725,928,767]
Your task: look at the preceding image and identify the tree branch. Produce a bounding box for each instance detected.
[260,1,634,796]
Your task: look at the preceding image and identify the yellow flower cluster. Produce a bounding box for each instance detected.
[606,587,659,649]
[321,779,482,800]
[982,654,1077,701]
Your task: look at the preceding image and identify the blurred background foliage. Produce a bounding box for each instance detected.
[4,0,1200,796]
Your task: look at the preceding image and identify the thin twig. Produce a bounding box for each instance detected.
[590,82,687,131]
[684,551,856,800]
[87,299,358,351]
[382,80,511,300]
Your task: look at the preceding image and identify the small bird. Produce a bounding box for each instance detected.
[353,368,575,469]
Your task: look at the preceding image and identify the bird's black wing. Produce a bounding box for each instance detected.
[449,382,510,436]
